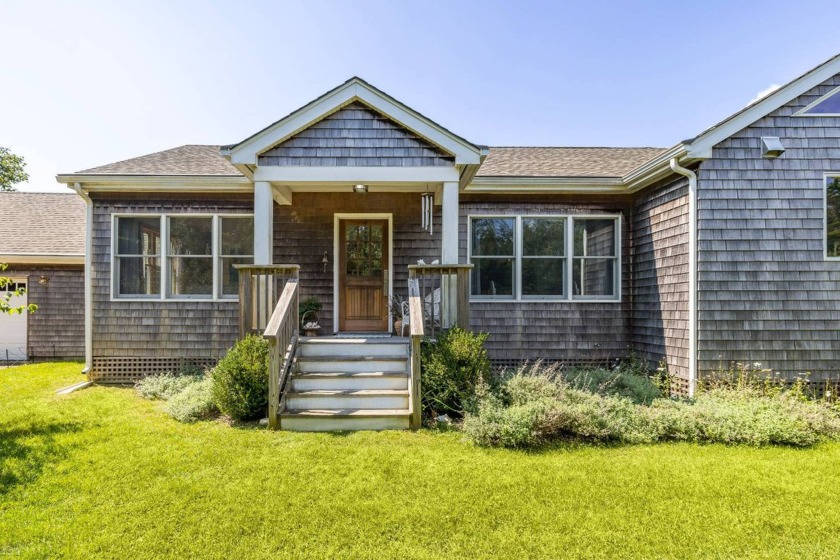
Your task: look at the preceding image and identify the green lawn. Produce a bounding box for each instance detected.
[2,363,839,559]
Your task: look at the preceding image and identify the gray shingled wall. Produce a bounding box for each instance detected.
[631,176,690,381]
[258,102,454,167]
[89,195,252,380]
[273,192,442,332]
[697,73,840,380]
[3,264,84,360]
[460,195,632,365]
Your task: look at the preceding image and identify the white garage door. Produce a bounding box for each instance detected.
[0,280,28,362]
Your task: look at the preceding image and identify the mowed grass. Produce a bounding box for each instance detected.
[2,363,840,559]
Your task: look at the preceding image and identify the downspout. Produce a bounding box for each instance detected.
[669,159,697,397]
[72,182,93,375]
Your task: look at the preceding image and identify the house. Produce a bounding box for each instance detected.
[56,52,840,429]
[0,192,86,362]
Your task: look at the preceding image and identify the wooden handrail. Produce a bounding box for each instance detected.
[237,265,300,337]
[407,277,423,429]
[263,278,299,430]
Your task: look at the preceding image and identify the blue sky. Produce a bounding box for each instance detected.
[2,0,838,192]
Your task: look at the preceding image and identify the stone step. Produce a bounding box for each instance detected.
[280,408,411,432]
[291,371,409,391]
[285,389,410,411]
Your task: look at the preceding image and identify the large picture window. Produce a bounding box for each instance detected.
[469,214,620,301]
[826,175,840,258]
[113,214,253,300]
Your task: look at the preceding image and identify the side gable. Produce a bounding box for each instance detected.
[258,101,454,167]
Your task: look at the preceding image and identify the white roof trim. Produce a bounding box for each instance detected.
[0,254,84,265]
[56,174,252,190]
[225,78,483,166]
[687,54,840,158]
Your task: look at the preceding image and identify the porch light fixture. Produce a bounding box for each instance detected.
[353,184,368,194]
[322,251,329,273]
[38,275,50,285]
[761,136,785,159]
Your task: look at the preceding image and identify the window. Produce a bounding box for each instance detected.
[826,175,840,258]
[470,217,515,297]
[113,214,253,300]
[469,215,620,301]
[796,85,840,117]
[573,218,618,298]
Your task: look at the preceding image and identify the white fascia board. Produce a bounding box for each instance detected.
[254,166,460,184]
[686,54,840,157]
[0,254,85,265]
[467,176,625,194]
[228,80,482,166]
[56,174,253,192]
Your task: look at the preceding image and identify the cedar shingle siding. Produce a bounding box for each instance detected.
[460,195,633,365]
[89,195,252,381]
[696,73,840,380]
[258,102,454,167]
[3,265,84,360]
[631,176,690,381]
[273,192,442,332]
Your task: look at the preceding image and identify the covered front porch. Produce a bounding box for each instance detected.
[237,262,471,431]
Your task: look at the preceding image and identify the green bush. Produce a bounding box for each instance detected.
[464,362,840,448]
[135,372,203,400]
[211,335,270,421]
[564,358,661,404]
[164,377,218,423]
[421,327,491,419]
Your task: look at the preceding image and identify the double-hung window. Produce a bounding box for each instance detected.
[113,214,253,300]
[469,214,620,301]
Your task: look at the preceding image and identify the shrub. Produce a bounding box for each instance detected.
[464,361,840,448]
[421,327,491,419]
[563,357,661,404]
[136,372,203,401]
[164,376,218,423]
[211,335,270,421]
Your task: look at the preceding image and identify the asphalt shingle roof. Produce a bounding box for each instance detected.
[477,147,668,178]
[77,145,242,176]
[0,192,86,256]
[70,144,667,179]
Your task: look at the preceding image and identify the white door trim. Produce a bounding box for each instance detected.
[333,213,394,333]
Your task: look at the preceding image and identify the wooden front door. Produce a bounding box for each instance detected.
[339,219,389,332]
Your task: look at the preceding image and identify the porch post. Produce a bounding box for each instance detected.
[441,181,459,264]
[254,181,273,265]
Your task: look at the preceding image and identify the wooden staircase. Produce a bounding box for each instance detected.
[279,337,412,431]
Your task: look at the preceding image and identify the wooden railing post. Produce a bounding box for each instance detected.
[456,266,471,330]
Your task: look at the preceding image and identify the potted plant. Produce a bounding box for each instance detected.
[299,296,322,337]
[387,295,406,335]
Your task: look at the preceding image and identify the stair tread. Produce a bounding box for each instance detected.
[281,408,411,418]
[289,389,409,397]
[301,337,408,344]
[293,371,408,378]
[297,355,407,361]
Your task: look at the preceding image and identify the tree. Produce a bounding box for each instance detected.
[0,264,37,315]
[0,147,29,192]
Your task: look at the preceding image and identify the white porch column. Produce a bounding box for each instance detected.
[441,180,459,264]
[254,181,274,264]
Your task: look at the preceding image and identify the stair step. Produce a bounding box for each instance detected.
[291,371,408,391]
[285,389,409,411]
[280,408,410,431]
[297,355,407,374]
[299,338,408,357]
[297,355,407,362]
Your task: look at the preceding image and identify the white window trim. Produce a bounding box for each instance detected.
[793,84,840,117]
[468,213,622,303]
[111,213,254,302]
[824,173,840,261]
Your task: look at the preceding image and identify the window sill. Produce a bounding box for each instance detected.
[111,297,240,303]
[470,298,622,304]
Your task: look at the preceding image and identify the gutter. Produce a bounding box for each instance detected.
[669,159,698,397]
[71,182,93,375]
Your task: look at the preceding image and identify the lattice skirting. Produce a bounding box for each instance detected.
[490,357,618,371]
[90,356,220,383]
